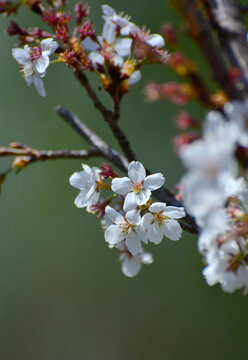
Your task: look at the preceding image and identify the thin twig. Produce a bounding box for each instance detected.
[73,67,136,161]
[55,105,129,172]
[0,146,99,162]
[55,105,199,234]
[73,66,112,120]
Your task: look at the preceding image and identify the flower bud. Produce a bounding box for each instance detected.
[100,163,119,179]
[74,2,90,25]
[79,20,95,40]
[160,23,178,46]
[13,156,32,169]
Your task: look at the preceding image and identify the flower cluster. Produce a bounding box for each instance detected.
[180,101,248,293]
[81,5,169,94]
[10,4,168,98]
[70,161,185,277]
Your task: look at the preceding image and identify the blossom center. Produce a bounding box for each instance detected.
[30,46,42,62]
[131,181,143,194]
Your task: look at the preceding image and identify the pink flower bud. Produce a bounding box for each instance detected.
[160,23,177,46]
[79,20,95,40]
[74,2,90,25]
[100,163,119,179]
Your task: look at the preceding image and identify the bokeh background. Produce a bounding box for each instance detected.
[0,1,248,359]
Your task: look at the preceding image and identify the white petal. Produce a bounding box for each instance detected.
[69,170,89,190]
[120,22,138,36]
[114,38,132,56]
[148,223,164,244]
[101,4,116,16]
[128,161,146,183]
[113,55,124,67]
[146,34,165,48]
[40,38,58,55]
[105,206,125,225]
[89,52,104,67]
[135,227,148,244]
[111,177,131,195]
[163,219,182,241]
[105,224,124,244]
[144,173,165,191]
[121,256,141,277]
[24,74,33,86]
[102,21,116,44]
[91,167,101,183]
[74,188,90,208]
[135,188,151,205]
[83,185,97,203]
[126,232,142,255]
[86,190,100,208]
[33,75,46,97]
[35,55,49,73]
[12,48,29,65]
[125,210,141,225]
[149,202,167,213]
[128,70,141,85]
[140,252,153,265]
[82,163,91,173]
[82,37,100,52]
[123,191,137,212]
[162,206,186,219]
[140,213,154,230]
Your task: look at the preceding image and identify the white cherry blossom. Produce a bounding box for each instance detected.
[12,45,46,97]
[141,202,185,244]
[12,39,58,97]
[104,206,147,255]
[69,164,101,210]
[82,21,133,69]
[203,238,248,293]
[111,161,165,211]
[32,38,58,75]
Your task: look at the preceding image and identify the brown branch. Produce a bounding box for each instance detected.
[73,66,136,161]
[241,5,248,14]
[55,105,199,235]
[203,0,248,100]
[0,146,99,162]
[176,0,242,100]
[55,105,130,172]
[73,66,112,120]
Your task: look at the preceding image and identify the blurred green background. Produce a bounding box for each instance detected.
[0,1,248,359]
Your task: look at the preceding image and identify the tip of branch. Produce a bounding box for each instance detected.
[54,105,63,115]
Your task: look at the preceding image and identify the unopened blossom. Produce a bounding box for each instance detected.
[111,161,165,211]
[104,206,147,256]
[69,164,101,210]
[119,245,153,277]
[141,202,185,244]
